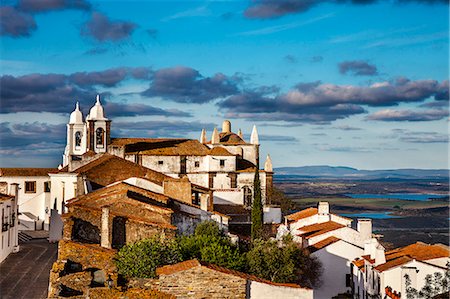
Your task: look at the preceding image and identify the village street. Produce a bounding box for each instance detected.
[0,238,58,299]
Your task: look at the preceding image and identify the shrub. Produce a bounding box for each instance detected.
[246,236,322,287]
[115,237,181,278]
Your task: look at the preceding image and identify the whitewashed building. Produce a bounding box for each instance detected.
[278,202,382,299]
[0,168,55,230]
[0,185,19,263]
[351,242,449,299]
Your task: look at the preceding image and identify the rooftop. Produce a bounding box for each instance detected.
[307,236,341,253]
[156,259,308,289]
[0,168,57,177]
[374,242,450,272]
[286,208,318,222]
[297,221,346,239]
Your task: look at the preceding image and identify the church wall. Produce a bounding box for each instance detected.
[186,156,209,173]
[213,189,243,205]
[213,173,232,189]
[186,173,209,188]
[141,156,180,173]
[207,156,236,172]
[49,174,78,217]
[236,172,267,203]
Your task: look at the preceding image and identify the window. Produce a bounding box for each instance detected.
[96,128,104,147]
[44,181,51,193]
[75,131,82,147]
[195,161,200,167]
[25,181,36,193]
[0,182,7,194]
[219,159,225,167]
[243,186,252,207]
[158,160,164,165]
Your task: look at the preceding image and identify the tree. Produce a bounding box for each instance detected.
[251,167,264,241]
[178,221,247,271]
[114,237,181,278]
[270,186,294,215]
[246,236,322,287]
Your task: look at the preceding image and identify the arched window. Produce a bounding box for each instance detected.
[243,186,252,207]
[96,128,104,146]
[75,131,82,147]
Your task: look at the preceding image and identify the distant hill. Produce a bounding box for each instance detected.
[274,166,449,180]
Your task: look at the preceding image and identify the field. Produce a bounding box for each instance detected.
[275,179,449,248]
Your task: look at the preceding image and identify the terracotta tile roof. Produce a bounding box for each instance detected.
[208,146,235,156]
[156,259,308,289]
[361,255,375,264]
[69,153,173,187]
[111,138,212,156]
[218,132,247,145]
[297,221,345,239]
[0,168,57,177]
[374,242,450,272]
[0,193,14,201]
[352,258,365,271]
[308,236,341,253]
[286,208,318,222]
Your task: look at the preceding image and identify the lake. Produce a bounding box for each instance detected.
[345,193,447,201]
[340,212,401,219]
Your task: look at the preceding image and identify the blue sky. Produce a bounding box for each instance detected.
[0,0,448,169]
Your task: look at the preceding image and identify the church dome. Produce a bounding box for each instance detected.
[89,95,107,120]
[69,102,83,124]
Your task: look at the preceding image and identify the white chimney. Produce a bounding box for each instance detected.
[357,219,372,241]
[318,202,329,215]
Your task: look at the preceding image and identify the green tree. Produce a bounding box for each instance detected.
[270,186,294,215]
[251,167,264,241]
[178,221,247,271]
[246,236,322,287]
[114,237,181,278]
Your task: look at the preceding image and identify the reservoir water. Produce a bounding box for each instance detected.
[345,193,447,201]
[340,212,400,219]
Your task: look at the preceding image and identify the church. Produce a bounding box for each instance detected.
[0,95,279,234]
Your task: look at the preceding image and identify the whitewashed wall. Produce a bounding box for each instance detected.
[250,281,313,299]
[312,241,364,299]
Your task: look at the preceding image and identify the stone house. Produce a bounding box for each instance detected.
[351,242,450,299]
[152,259,314,299]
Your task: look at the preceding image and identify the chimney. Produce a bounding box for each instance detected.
[318,202,329,215]
[237,128,243,139]
[222,120,231,133]
[101,207,111,249]
[357,218,372,241]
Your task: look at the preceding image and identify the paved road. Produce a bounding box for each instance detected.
[0,239,58,299]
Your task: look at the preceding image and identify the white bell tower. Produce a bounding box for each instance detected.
[86,95,111,154]
[63,102,88,166]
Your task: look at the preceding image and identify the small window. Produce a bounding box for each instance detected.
[75,131,82,147]
[25,181,36,193]
[219,160,225,167]
[195,161,200,167]
[44,182,51,193]
[96,128,104,147]
[158,160,164,165]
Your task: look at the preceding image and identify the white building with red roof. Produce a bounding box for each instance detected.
[278,202,382,299]
[351,241,449,299]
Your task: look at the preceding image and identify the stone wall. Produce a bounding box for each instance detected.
[154,266,247,298]
[126,220,175,244]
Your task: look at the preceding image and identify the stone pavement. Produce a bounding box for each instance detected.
[0,239,58,299]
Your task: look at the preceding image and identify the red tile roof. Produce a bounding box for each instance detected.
[156,259,309,289]
[68,153,174,187]
[111,138,212,156]
[297,221,345,239]
[374,242,449,272]
[218,132,247,145]
[0,168,57,177]
[208,146,235,156]
[286,208,318,222]
[308,236,341,253]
